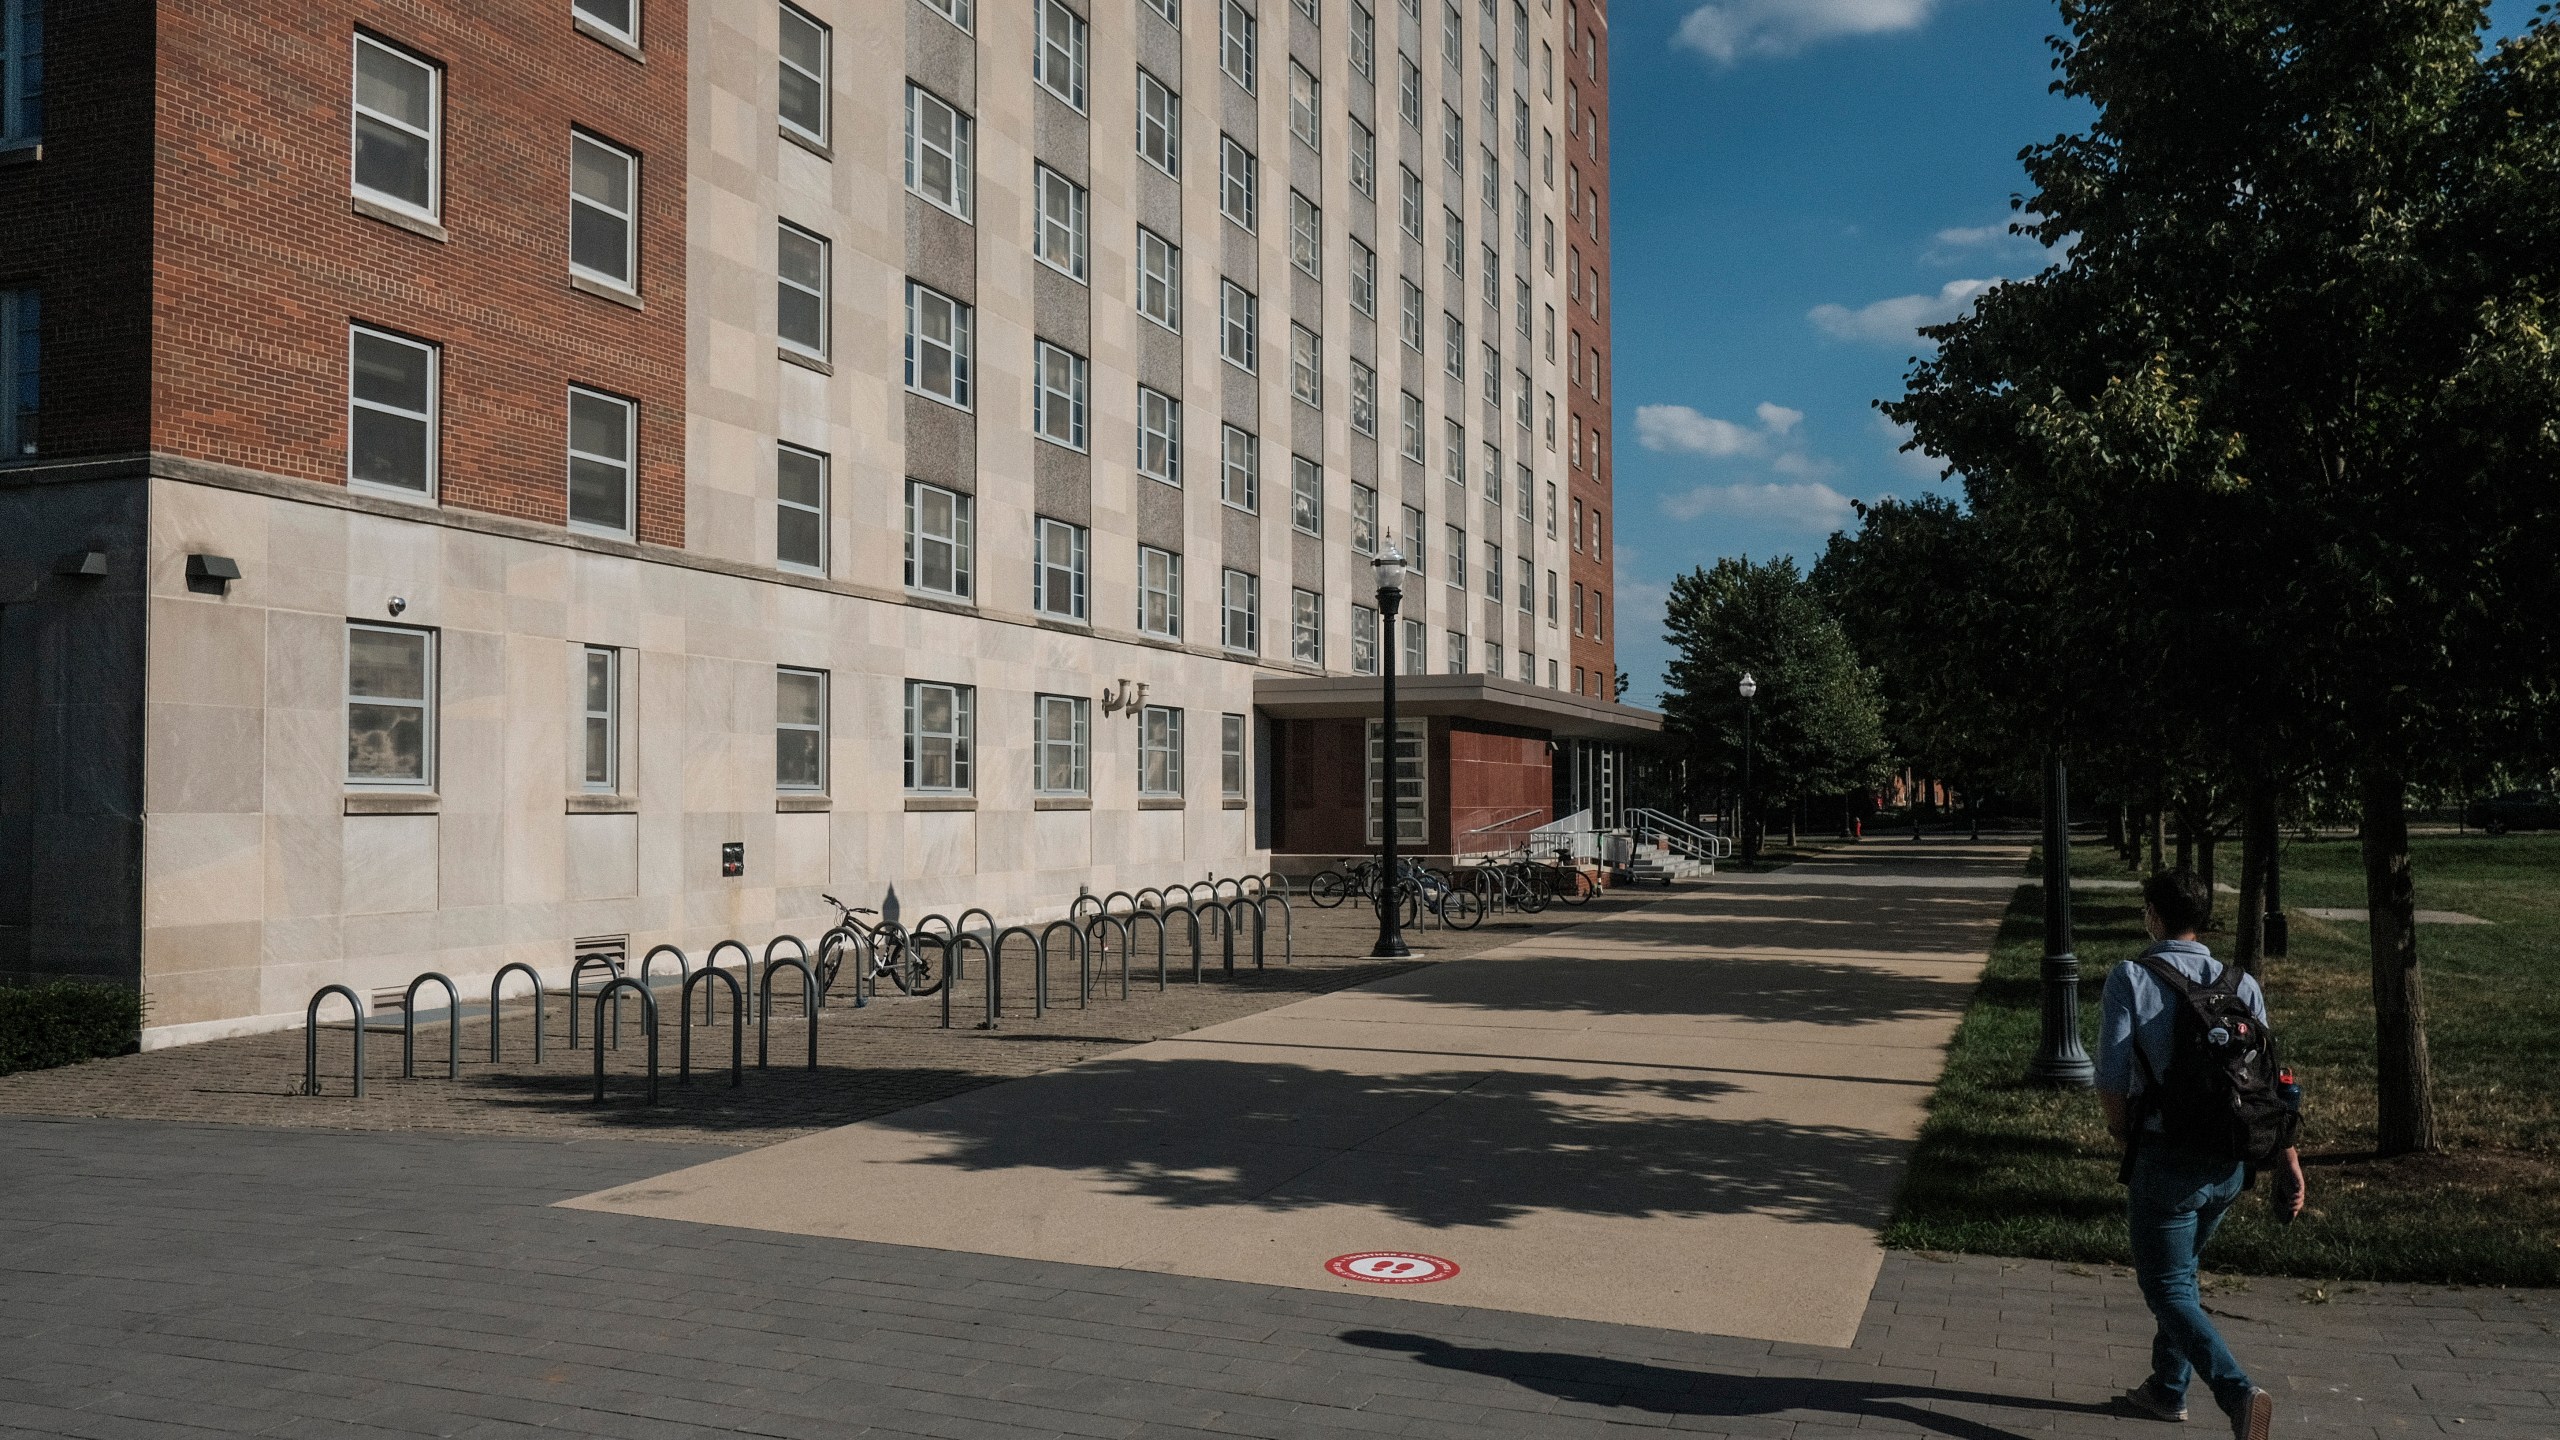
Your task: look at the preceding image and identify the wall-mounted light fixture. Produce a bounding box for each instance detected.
[185,554,241,595]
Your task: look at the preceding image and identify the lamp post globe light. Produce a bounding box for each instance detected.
[1370,543,1412,960]
[1737,672,1758,868]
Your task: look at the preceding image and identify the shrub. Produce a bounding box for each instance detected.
[0,979,146,1076]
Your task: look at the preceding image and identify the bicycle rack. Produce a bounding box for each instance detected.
[640,944,692,1025]
[1259,890,1293,963]
[1086,913,1131,1000]
[1238,875,1265,900]
[1213,877,1244,903]
[1135,886,1166,912]
[1201,900,1236,975]
[992,926,1045,1019]
[590,977,659,1105]
[401,971,460,1080]
[1039,917,1086,1012]
[567,951,623,1049]
[1125,908,1171,991]
[759,956,819,1070]
[1166,902,1205,983]
[755,936,801,1017]
[303,984,365,1097]
[956,907,997,942]
[1102,890,1138,916]
[952,931,999,1029]
[1069,892,1103,923]
[488,962,545,1064]
[680,968,744,1088]
[1260,872,1293,899]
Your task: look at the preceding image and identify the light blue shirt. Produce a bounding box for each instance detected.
[2097,939,2268,1130]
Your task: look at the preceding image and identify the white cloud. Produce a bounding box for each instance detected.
[1675,0,1938,65]
[1924,218,2054,267]
[1754,401,1804,435]
[1808,278,2000,347]
[1634,404,1764,457]
[1662,481,1857,531]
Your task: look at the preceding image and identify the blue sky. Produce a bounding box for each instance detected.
[1607,0,2544,708]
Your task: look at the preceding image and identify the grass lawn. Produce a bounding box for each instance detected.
[1884,833,2560,1285]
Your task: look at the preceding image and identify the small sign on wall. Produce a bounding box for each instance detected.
[721,842,744,878]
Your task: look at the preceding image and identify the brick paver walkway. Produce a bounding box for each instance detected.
[5,1118,2552,1439]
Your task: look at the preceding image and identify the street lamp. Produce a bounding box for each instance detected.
[1738,672,1758,868]
[2026,745,2096,1085]
[1370,543,1411,960]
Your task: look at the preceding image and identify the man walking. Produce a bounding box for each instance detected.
[2098,869,2305,1438]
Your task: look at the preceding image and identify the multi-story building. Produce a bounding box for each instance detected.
[0,0,1649,1045]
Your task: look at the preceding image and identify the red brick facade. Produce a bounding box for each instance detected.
[1272,718,1555,859]
[1563,0,1613,699]
[146,1,688,543]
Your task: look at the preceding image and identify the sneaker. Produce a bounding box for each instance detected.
[2118,1381,2189,1422]
[2227,1387,2272,1440]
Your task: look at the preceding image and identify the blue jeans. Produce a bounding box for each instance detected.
[2127,1143,2253,1413]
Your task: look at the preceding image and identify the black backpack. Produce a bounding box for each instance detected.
[2129,954,2301,1170]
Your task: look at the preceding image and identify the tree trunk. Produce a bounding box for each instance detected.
[2148,807,2166,873]
[2109,803,2127,860]
[2234,782,2276,976]
[2360,767,2438,1155]
[1787,797,1799,848]
[2197,830,2218,925]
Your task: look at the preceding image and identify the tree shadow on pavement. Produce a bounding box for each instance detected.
[1341,1330,2118,1440]
[1350,950,1985,1027]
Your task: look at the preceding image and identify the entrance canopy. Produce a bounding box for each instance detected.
[1251,673,1664,742]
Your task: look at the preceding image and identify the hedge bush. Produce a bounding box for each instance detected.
[0,979,145,1076]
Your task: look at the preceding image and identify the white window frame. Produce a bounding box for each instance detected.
[574,0,639,46]
[1399,391,1424,462]
[1484,540,1504,601]
[1398,54,1421,126]
[778,2,831,148]
[1033,515,1090,621]
[1366,717,1427,846]
[351,34,441,223]
[1401,504,1425,576]
[1140,705,1184,796]
[1444,206,1465,274]
[1292,588,1323,665]
[1033,339,1089,450]
[1221,424,1259,511]
[1399,278,1424,350]
[1403,615,1426,674]
[1288,61,1322,150]
[904,280,973,408]
[568,131,637,291]
[1221,0,1258,91]
[1220,135,1259,231]
[1221,713,1248,798]
[1290,454,1322,536]
[1034,0,1089,111]
[1447,629,1469,674]
[1398,164,1423,237]
[580,645,619,792]
[1036,166,1088,279]
[1137,385,1182,485]
[1517,555,1533,613]
[565,385,637,538]
[776,442,828,575]
[1288,190,1322,277]
[1352,603,1379,675]
[1444,311,1466,379]
[905,83,975,221]
[1220,280,1258,372]
[1034,693,1092,795]
[1136,226,1182,330]
[776,666,829,793]
[347,324,438,502]
[1349,237,1377,315]
[1349,115,1377,196]
[1142,0,1178,25]
[1222,568,1261,653]
[1349,359,1376,436]
[1446,523,1466,588]
[1137,68,1181,177]
[346,622,436,790]
[1139,545,1183,638]
[1289,323,1322,407]
[1350,481,1379,555]
[903,680,975,794]
[1351,1,1374,79]
[904,479,975,599]
[778,221,830,360]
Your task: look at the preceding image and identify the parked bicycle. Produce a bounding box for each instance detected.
[814,893,945,998]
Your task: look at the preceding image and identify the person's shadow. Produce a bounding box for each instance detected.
[1341,1331,2122,1440]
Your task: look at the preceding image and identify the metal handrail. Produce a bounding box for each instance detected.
[1628,807,1735,862]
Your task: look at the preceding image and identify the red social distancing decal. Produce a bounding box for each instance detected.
[1325,1251,1460,1284]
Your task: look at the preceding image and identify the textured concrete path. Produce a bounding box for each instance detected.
[564,846,2024,1346]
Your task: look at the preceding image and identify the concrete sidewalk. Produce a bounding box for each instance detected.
[565,845,2023,1346]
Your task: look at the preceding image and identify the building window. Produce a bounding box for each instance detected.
[566,386,635,536]
[1034,694,1091,795]
[1443,312,1465,378]
[1350,116,1376,196]
[1222,569,1260,652]
[905,479,974,599]
[1290,455,1322,535]
[1546,479,1558,536]
[904,680,974,793]
[1446,523,1466,588]
[1516,555,1533,612]
[1399,278,1425,351]
[1034,0,1088,110]
[778,3,830,147]
[1366,718,1426,845]
[0,288,32,457]
[1288,190,1322,277]
[1594,587,1606,640]
[569,133,637,290]
[1139,545,1182,638]
[1137,68,1181,176]
[1289,323,1322,407]
[1220,136,1258,230]
[351,34,439,221]
[1137,227,1182,329]
[1141,706,1184,795]
[774,667,827,791]
[1220,0,1257,90]
[1515,371,1531,430]
[1446,630,1468,674]
[1288,61,1321,150]
[348,324,437,500]
[1442,102,1463,173]
[1221,713,1248,797]
[1220,280,1258,371]
[1349,237,1377,314]
[580,645,618,791]
[347,623,434,788]
[1143,0,1177,25]
[1517,460,1532,518]
[1401,503,1425,575]
[1352,604,1379,674]
[2,0,42,145]
[1137,386,1181,485]
[1444,418,1465,481]
[575,0,639,46]
[1349,359,1376,435]
[1398,54,1421,127]
[1351,1,1374,77]
[778,222,830,359]
[1033,340,1088,450]
[1443,207,1465,274]
[1399,391,1423,462]
[1572,580,1584,633]
[905,281,972,406]
[1033,516,1089,620]
[1482,343,1502,404]
[1546,568,1557,623]
[1292,588,1324,665]
[1483,541,1504,601]
[1403,616,1426,673]
[1399,164,1423,237]
[1351,482,1378,554]
[906,84,974,220]
[1221,424,1259,510]
[777,443,827,573]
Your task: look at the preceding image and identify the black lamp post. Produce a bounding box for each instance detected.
[1738,672,1758,867]
[2026,745,2096,1085]
[1370,543,1411,960]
